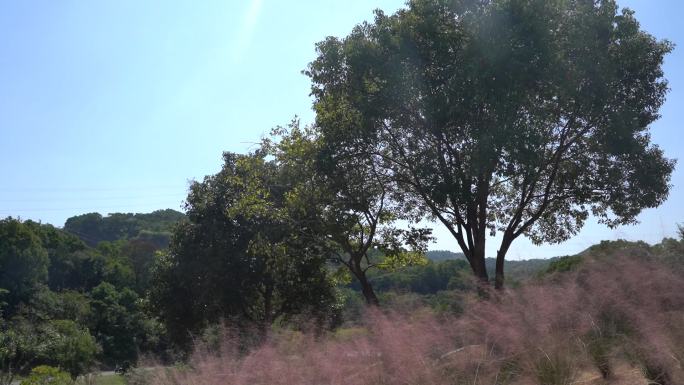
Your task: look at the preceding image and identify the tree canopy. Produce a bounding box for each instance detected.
[0,217,166,378]
[262,121,432,305]
[0,219,48,315]
[150,151,338,346]
[306,0,675,288]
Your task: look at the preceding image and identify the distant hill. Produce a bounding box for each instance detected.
[485,257,555,282]
[426,249,556,282]
[63,209,186,247]
[426,250,465,261]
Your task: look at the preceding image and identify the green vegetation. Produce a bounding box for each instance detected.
[543,255,585,275]
[1,0,678,383]
[425,250,464,262]
[20,366,72,385]
[93,374,125,385]
[63,210,185,248]
[149,151,339,346]
[0,216,171,381]
[307,0,674,289]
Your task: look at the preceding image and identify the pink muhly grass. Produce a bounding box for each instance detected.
[149,254,684,385]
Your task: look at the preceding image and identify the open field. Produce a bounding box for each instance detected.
[92,374,125,385]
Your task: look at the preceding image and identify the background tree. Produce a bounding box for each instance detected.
[0,322,40,385]
[306,0,675,288]
[150,151,337,347]
[0,219,48,316]
[0,217,167,375]
[120,239,158,295]
[88,282,143,370]
[37,320,99,378]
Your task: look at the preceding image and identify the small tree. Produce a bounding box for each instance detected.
[307,0,675,288]
[40,320,98,379]
[0,326,38,385]
[264,121,432,305]
[150,151,337,346]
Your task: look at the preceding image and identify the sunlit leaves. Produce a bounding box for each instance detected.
[307,0,674,286]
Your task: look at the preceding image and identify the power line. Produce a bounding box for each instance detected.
[0,185,189,192]
[0,201,184,213]
[0,193,185,203]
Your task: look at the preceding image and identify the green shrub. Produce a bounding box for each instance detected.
[543,255,584,275]
[20,366,73,385]
[42,320,99,378]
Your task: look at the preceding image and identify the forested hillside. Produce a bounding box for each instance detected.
[63,209,185,247]
[425,250,465,261]
[426,250,555,283]
[0,215,173,382]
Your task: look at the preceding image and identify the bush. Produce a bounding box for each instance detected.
[42,320,99,378]
[20,366,73,385]
[542,255,584,275]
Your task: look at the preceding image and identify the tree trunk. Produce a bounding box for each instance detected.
[494,251,505,290]
[259,284,274,338]
[351,260,380,306]
[495,235,513,290]
[358,272,380,306]
[466,242,490,297]
[469,242,489,284]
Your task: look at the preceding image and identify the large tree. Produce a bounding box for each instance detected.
[306,0,675,288]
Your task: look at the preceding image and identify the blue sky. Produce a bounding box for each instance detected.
[1,1,682,259]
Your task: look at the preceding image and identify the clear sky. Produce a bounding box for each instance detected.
[1,1,682,259]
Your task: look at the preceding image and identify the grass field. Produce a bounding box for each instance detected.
[94,374,125,385]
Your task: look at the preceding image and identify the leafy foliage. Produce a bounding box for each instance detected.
[0,219,48,317]
[150,151,338,347]
[89,283,145,370]
[263,120,433,305]
[0,217,167,378]
[20,366,73,385]
[358,259,470,294]
[543,255,584,275]
[306,0,674,287]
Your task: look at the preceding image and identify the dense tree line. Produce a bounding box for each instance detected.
[0,216,172,382]
[64,209,185,248]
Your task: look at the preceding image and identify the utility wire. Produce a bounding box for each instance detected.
[0,202,184,213]
[0,193,184,203]
[0,185,188,192]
